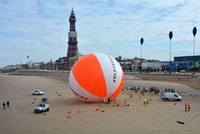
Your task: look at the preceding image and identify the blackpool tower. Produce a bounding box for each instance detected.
[67,8,78,67]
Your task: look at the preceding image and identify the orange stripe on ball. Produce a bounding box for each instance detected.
[72,54,107,98]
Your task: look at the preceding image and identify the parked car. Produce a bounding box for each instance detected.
[32,90,44,95]
[180,70,186,73]
[34,103,49,113]
[42,98,47,102]
[164,71,168,73]
[161,92,182,101]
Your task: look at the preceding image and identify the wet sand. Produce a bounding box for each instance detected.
[0,72,200,134]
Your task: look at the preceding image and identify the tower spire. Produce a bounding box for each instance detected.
[69,8,76,31]
[71,7,74,16]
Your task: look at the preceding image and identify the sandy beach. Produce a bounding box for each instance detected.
[0,71,200,134]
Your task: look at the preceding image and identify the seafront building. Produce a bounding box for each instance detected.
[159,55,200,72]
[116,56,162,72]
[116,55,200,72]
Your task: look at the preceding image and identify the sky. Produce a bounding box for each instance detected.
[0,0,200,68]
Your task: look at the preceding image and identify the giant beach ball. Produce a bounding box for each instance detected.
[69,53,124,102]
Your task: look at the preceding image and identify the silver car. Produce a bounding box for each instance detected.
[34,103,49,113]
[32,90,44,95]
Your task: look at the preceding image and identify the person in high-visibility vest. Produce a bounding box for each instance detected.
[188,103,191,111]
[185,103,187,112]
[144,97,146,105]
[155,87,158,94]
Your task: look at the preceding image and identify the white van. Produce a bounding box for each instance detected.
[161,92,182,101]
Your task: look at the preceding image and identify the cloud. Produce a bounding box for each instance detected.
[0,0,200,67]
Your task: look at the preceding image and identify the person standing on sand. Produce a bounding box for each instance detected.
[144,97,146,105]
[3,102,6,109]
[188,103,191,111]
[107,98,110,104]
[7,101,9,108]
[142,90,144,95]
[185,103,187,112]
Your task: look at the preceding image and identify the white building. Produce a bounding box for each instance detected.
[142,62,161,71]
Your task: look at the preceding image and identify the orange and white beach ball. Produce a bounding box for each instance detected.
[69,53,124,102]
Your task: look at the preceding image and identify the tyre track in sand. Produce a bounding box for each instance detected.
[6,100,73,134]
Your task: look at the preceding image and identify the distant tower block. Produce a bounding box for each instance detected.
[67,8,78,60]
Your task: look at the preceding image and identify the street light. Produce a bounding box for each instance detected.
[27,56,29,69]
[140,38,144,59]
[169,31,173,73]
[193,27,197,56]
[169,31,173,61]
[140,38,144,73]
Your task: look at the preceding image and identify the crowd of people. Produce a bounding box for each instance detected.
[125,85,191,112]
[164,88,176,93]
[126,86,160,94]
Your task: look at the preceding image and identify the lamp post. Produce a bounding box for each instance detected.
[27,56,29,69]
[193,27,197,73]
[193,27,197,56]
[140,38,144,73]
[169,31,173,74]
